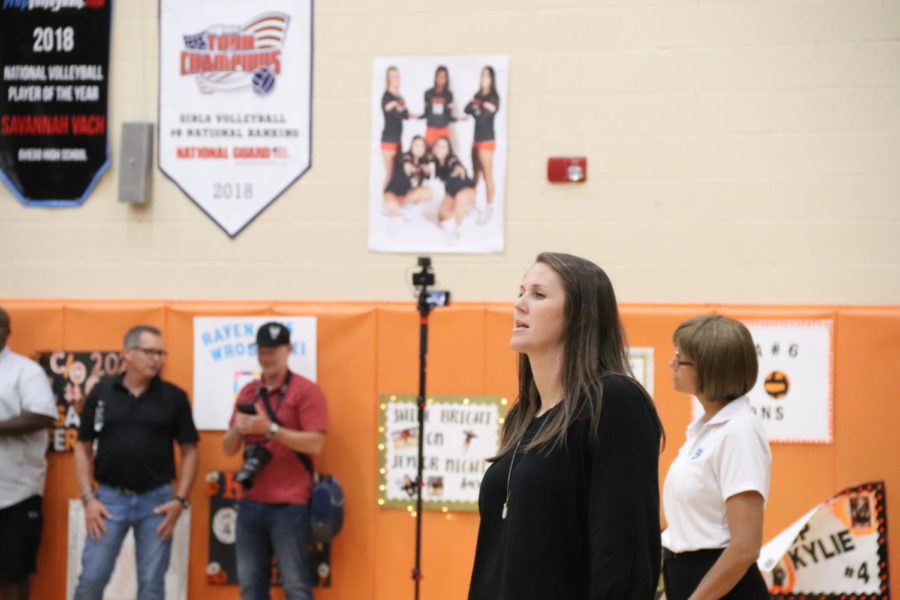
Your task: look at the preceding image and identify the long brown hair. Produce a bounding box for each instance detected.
[495,252,662,457]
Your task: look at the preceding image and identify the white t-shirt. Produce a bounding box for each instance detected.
[0,346,58,509]
[661,396,771,553]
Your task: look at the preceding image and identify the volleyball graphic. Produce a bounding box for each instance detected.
[764,371,790,399]
[252,66,276,95]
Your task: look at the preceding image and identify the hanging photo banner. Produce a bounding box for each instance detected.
[378,394,506,512]
[368,56,509,253]
[758,481,890,599]
[159,0,313,237]
[192,316,317,430]
[692,319,833,443]
[0,0,111,206]
[36,350,121,453]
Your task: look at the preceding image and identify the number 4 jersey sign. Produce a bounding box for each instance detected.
[159,0,312,237]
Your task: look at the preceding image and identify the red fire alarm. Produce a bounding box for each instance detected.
[547,157,587,183]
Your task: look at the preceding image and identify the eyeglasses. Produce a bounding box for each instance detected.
[132,347,168,359]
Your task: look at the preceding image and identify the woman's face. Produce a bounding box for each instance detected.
[480,68,492,91]
[387,68,400,89]
[432,138,449,160]
[669,347,698,395]
[435,69,447,89]
[510,262,566,356]
[410,138,426,158]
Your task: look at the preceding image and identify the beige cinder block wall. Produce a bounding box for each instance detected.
[1,0,898,303]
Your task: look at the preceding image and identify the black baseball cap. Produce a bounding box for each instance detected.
[256,322,291,347]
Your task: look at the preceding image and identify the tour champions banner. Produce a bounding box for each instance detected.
[192,316,317,430]
[378,394,505,512]
[159,0,312,237]
[693,320,833,443]
[758,481,890,599]
[36,350,121,452]
[0,0,111,206]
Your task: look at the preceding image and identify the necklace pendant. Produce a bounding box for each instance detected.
[502,503,508,519]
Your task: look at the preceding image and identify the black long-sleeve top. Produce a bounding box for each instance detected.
[464,91,500,142]
[381,91,409,143]
[468,375,661,600]
[423,87,455,129]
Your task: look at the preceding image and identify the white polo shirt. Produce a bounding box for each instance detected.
[661,396,771,553]
[0,346,58,509]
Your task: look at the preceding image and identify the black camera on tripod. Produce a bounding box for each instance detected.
[234,403,272,490]
[413,257,450,310]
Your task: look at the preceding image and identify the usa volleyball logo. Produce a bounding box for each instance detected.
[180,12,289,95]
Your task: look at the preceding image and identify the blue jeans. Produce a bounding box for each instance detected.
[74,484,173,600]
[236,499,312,600]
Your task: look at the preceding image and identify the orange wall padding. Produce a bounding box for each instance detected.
[2,300,898,600]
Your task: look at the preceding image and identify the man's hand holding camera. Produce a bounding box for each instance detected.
[234,400,274,437]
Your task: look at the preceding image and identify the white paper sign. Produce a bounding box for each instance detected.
[192,316,317,430]
[628,347,655,397]
[758,481,888,598]
[378,394,505,511]
[159,0,312,237]
[692,320,833,443]
[67,502,190,600]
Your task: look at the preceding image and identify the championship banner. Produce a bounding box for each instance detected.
[36,350,121,452]
[205,471,332,587]
[159,0,313,237]
[0,0,111,206]
[378,394,505,512]
[66,501,190,600]
[758,481,890,599]
[192,316,317,430]
[693,320,833,443]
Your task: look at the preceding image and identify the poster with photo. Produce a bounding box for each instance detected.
[192,316,317,430]
[368,56,509,253]
[159,0,312,237]
[36,350,122,452]
[377,394,506,512]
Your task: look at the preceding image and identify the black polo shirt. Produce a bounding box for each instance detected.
[78,374,199,492]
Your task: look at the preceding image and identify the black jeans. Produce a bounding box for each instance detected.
[662,548,769,600]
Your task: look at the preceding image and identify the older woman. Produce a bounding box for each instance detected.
[468,252,663,600]
[663,315,771,600]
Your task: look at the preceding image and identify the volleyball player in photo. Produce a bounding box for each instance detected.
[432,136,476,244]
[381,66,418,189]
[422,65,466,149]
[383,135,434,219]
[464,66,501,225]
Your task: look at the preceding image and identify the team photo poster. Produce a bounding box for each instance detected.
[368,56,509,254]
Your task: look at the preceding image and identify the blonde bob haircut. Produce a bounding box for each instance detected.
[673,315,758,403]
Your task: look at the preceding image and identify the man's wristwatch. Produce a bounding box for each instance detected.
[175,496,190,509]
[266,422,280,439]
[80,487,95,505]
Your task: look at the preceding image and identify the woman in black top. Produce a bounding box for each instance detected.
[464,66,501,224]
[383,135,433,217]
[468,252,663,600]
[422,65,465,149]
[380,66,418,189]
[431,136,475,244]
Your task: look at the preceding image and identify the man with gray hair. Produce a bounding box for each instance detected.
[0,306,58,600]
[73,325,199,600]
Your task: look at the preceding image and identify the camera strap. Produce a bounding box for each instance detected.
[256,371,316,477]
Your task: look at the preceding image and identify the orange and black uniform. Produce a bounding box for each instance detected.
[385,152,431,197]
[423,88,455,145]
[381,91,409,150]
[435,154,475,198]
[465,91,500,148]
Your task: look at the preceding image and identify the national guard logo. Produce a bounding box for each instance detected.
[180,12,289,95]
